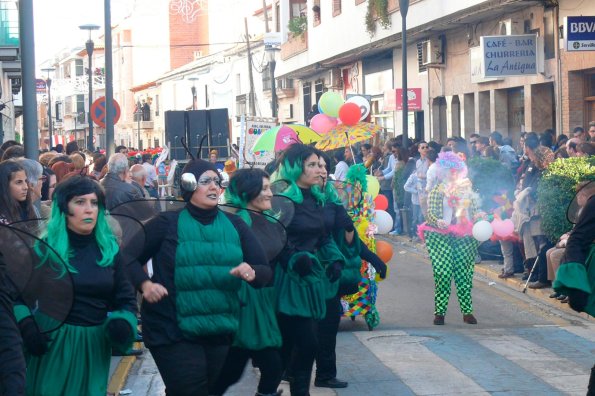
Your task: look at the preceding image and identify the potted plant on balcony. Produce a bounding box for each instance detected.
[366,0,391,37]
[288,15,307,38]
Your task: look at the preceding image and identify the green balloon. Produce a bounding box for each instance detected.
[318,92,344,118]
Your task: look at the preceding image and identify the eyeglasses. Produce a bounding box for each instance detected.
[419,146,429,150]
[198,176,224,187]
[469,140,477,144]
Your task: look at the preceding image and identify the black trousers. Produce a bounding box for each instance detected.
[149,341,229,396]
[315,295,342,381]
[278,313,318,372]
[211,346,282,395]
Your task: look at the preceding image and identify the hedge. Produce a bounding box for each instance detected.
[537,156,595,242]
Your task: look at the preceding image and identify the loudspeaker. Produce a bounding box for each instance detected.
[164,111,187,160]
[208,108,229,158]
[187,110,208,159]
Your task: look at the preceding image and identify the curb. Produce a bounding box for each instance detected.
[383,234,595,323]
[107,342,142,396]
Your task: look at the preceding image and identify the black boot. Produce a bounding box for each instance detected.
[289,372,311,396]
[587,365,595,396]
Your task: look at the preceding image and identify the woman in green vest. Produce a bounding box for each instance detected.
[212,168,284,396]
[18,176,138,396]
[126,158,271,396]
[271,143,344,396]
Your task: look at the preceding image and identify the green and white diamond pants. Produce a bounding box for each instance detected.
[424,231,479,316]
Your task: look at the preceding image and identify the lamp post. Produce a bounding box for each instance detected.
[399,0,410,149]
[79,24,100,152]
[135,100,142,150]
[265,49,279,118]
[188,76,199,110]
[41,67,55,150]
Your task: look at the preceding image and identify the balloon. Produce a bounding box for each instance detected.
[374,194,388,211]
[318,92,344,118]
[374,210,393,234]
[366,175,380,198]
[472,220,493,242]
[375,240,393,263]
[346,95,371,121]
[493,218,514,238]
[338,102,361,126]
[309,114,337,135]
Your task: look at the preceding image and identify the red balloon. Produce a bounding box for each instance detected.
[375,241,393,263]
[338,102,361,126]
[374,194,388,211]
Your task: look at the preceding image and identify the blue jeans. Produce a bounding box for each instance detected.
[411,204,424,236]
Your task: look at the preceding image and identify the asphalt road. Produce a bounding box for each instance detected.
[122,237,595,395]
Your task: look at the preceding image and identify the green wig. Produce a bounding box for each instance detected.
[345,164,368,193]
[271,143,325,205]
[43,176,118,275]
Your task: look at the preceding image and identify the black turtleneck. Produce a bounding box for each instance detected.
[65,228,137,326]
[126,201,271,347]
[284,188,327,253]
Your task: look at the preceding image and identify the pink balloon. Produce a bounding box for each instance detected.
[492,218,514,238]
[310,114,337,135]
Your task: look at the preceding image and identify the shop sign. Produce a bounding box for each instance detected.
[469,46,503,83]
[481,34,539,77]
[384,88,422,111]
[239,116,277,168]
[565,16,595,51]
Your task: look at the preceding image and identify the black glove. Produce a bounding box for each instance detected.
[107,319,133,345]
[326,261,343,283]
[567,288,590,313]
[18,317,49,356]
[367,252,387,279]
[293,255,313,277]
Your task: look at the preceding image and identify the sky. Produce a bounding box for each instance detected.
[33,0,135,71]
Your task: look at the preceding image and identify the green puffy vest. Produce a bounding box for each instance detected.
[175,209,243,337]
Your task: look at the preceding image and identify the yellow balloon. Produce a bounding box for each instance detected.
[366,175,380,199]
[375,265,390,282]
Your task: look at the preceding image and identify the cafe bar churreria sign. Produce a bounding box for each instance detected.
[480,34,540,77]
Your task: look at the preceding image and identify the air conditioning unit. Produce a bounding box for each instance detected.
[325,68,343,89]
[498,18,522,35]
[421,37,444,66]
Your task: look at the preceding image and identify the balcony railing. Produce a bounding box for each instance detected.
[280,31,308,61]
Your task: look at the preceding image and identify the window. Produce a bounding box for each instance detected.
[155,95,160,116]
[416,42,428,73]
[76,94,85,123]
[290,0,307,18]
[313,0,321,25]
[314,79,325,103]
[55,102,62,121]
[236,94,247,116]
[303,82,312,120]
[75,59,84,76]
[333,0,341,16]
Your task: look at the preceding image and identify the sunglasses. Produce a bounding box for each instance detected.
[419,146,429,149]
[198,176,225,187]
[469,140,477,144]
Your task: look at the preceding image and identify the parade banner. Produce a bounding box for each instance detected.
[239,116,277,169]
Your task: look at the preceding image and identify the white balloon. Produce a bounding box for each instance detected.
[374,210,393,235]
[472,220,493,242]
[346,95,371,121]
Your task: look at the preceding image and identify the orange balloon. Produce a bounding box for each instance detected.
[375,240,393,263]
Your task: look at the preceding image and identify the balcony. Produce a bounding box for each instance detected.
[280,31,308,61]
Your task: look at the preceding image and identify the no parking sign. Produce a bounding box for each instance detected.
[90,96,121,128]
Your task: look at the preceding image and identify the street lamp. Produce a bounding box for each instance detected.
[41,67,55,150]
[79,23,100,151]
[400,0,410,149]
[188,76,199,110]
[135,100,142,150]
[265,49,280,118]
